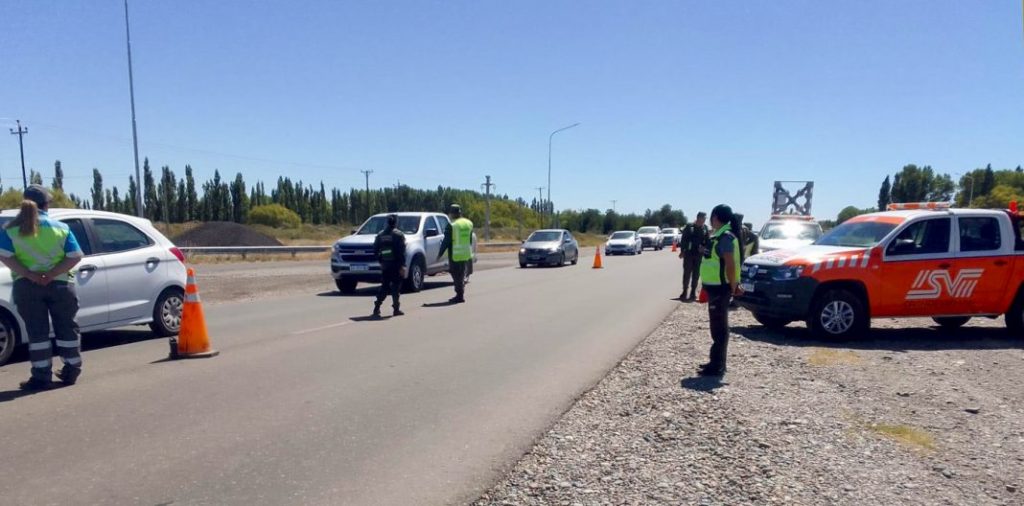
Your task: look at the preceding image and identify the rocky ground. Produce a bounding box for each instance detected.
[475,304,1024,506]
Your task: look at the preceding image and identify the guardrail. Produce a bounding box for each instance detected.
[179,242,521,259]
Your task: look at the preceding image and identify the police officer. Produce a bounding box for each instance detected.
[678,211,709,301]
[0,185,84,390]
[697,204,745,377]
[372,214,407,318]
[437,204,474,303]
[735,214,759,257]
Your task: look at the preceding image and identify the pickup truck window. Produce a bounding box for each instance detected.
[358,216,421,235]
[958,217,1001,252]
[886,218,951,256]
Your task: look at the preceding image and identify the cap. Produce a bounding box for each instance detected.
[24,184,52,208]
[449,204,462,213]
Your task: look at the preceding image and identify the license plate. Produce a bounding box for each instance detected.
[740,282,755,293]
[350,264,369,272]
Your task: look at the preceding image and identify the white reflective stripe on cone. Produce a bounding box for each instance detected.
[185,293,201,303]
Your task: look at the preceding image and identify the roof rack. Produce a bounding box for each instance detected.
[886,202,951,211]
[769,214,816,221]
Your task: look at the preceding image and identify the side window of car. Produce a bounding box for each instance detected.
[886,218,951,256]
[436,215,450,231]
[61,219,93,256]
[958,217,1001,252]
[424,217,439,236]
[92,219,153,254]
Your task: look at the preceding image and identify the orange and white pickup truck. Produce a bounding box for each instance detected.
[736,203,1024,339]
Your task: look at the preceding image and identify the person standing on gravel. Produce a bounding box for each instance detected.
[372,214,407,318]
[0,185,84,390]
[437,204,474,303]
[678,212,709,301]
[697,204,745,376]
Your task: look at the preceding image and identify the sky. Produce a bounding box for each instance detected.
[2,0,1022,226]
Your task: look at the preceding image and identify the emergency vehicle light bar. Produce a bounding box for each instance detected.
[886,202,952,211]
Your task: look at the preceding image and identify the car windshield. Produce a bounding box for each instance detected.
[816,221,897,248]
[527,231,562,242]
[0,217,10,227]
[638,227,659,234]
[357,216,422,235]
[663,228,679,234]
[610,232,634,240]
[760,222,821,241]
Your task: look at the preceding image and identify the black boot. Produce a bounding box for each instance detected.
[57,366,81,386]
[372,302,382,318]
[19,377,55,391]
[393,306,404,317]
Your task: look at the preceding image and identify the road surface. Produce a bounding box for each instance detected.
[0,250,682,505]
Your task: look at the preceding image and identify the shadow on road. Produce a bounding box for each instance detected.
[349,315,393,322]
[317,281,452,298]
[734,322,1022,353]
[680,376,726,392]
[3,329,164,366]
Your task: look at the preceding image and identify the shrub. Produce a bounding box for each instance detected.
[248,204,301,228]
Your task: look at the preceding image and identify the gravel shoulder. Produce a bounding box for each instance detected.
[475,304,1024,506]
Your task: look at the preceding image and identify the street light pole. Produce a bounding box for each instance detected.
[547,122,579,227]
[124,0,144,217]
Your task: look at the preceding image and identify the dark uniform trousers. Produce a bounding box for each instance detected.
[13,279,81,381]
[682,253,701,297]
[705,283,731,369]
[375,265,403,309]
[449,260,468,297]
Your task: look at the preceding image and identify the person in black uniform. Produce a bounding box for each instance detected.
[372,214,407,318]
[678,211,710,301]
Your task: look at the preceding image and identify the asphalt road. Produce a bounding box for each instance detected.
[0,249,682,506]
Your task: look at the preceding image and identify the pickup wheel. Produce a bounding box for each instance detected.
[0,312,19,367]
[1007,292,1024,335]
[753,313,792,330]
[336,278,358,294]
[519,261,528,268]
[932,316,971,329]
[403,256,426,293]
[808,288,868,341]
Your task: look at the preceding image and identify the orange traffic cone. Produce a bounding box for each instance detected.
[671,241,678,253]
[592,246,603,269]
[173,268,219,359]
[697,287,709,304]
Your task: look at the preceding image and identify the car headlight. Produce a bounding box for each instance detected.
[548,247,559,253]
[519,248,526,254]
[771,265,805,281]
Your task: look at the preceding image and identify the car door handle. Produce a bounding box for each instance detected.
[146,257,161,265]
[938,263,951,269]
[79,264,98,273]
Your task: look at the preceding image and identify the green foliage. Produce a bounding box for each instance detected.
[0,188,78,210]
[837,206,875,224]
[249,204,301,228]
[889,164,953,203]
[877,176,891,211]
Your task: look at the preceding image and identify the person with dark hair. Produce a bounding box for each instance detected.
[678,211,709,300]
[0,185,84,390]
[735,214,759,258]
[372,214,407,318]
[697,204,745,376]
[438,205,474,303]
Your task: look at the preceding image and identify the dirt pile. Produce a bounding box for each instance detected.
[173,222,283,247]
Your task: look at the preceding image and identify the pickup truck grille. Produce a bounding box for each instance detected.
[337,248,376,263]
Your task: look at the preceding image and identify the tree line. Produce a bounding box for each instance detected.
[1,158,687,236]
[832,163,1023,225]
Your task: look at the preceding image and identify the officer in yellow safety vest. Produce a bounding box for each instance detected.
[437,204,474,303]
[0,186,84,391]
[696,204,745,377]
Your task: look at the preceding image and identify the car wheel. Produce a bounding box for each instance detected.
[0,312,19,367]
[403,256,426,293]
[559,252,566,267]
[808,288,868,340]
[520,261,528,268]
[932,316,971,329]
[753,313,792,330]
[336,278,358,294]
[571,252,578,265]
[1006,291,1023,335]
[150,287,185,337]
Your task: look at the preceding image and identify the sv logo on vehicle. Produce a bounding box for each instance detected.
[905,269,984,300]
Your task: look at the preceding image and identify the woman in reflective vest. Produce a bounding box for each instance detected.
[0,185,84,391]
[696,204,745,376]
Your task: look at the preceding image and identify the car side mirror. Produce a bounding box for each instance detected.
[889,238,916,254]
[350,228,358,235]
[425,229,439,238]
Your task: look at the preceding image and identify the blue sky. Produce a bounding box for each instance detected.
[2,1,1022,225]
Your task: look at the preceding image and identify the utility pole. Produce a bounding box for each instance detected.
[360,169,374,218]
[481,175,494,241]
[124,0,144,217]
[610,200,617,212]
[9,119,28,190]
[535,186,545,223]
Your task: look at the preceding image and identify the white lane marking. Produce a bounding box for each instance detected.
[291,321,353,336]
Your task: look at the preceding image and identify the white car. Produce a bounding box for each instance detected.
[0,209,187,366]
[605,231,643,256]
[636,226,664,250]
[757,216,824,253]
[661,227,681,247]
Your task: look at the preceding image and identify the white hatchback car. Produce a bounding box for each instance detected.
[0,209,187,366]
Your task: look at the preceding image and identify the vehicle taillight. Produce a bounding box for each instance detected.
[170,247,186,264]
